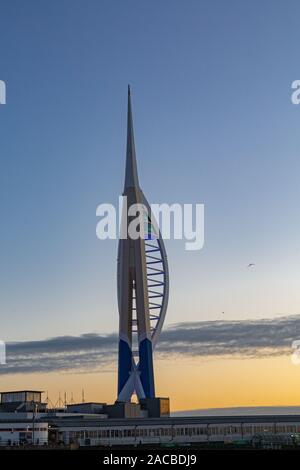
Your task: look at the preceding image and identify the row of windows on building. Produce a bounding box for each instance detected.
[68,424,300,440]
[1,392,41,403]
[0,428,47,433]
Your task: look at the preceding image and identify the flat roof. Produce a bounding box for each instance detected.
[67,403,106,406]
[0,390,43,394]
[44,414,300,428]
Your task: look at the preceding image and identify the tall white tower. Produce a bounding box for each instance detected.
[117,87,169,402]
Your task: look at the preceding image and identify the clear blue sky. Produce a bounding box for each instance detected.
[1,0,300,342]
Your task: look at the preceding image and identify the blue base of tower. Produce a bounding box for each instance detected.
[118,339,133,396]
[139,338,155,398]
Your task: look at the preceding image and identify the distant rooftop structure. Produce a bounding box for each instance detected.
[66,402,106,415]
[0,390,43,404]
[0,391,46,413]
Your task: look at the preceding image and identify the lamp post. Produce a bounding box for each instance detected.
[32,401,38,446]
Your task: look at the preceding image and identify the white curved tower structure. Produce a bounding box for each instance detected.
[117,87,169,402]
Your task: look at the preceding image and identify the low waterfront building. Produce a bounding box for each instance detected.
[1,391,300,448]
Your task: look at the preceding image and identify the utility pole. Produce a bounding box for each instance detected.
[32,402,38,446]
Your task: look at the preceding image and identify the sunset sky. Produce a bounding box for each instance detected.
[1,0,300,411]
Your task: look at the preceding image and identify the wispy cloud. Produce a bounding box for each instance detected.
[0,314,298,375]
[2,334,118,375]
[158,315,298,358]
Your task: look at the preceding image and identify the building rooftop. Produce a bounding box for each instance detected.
[0,390,43,394]
[43,413,300,428]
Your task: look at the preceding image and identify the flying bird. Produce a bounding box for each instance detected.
[247,263,255,268]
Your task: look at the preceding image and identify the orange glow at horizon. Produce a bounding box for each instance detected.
[2,354,300,412]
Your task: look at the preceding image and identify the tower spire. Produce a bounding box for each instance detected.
[124,85,140,191]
